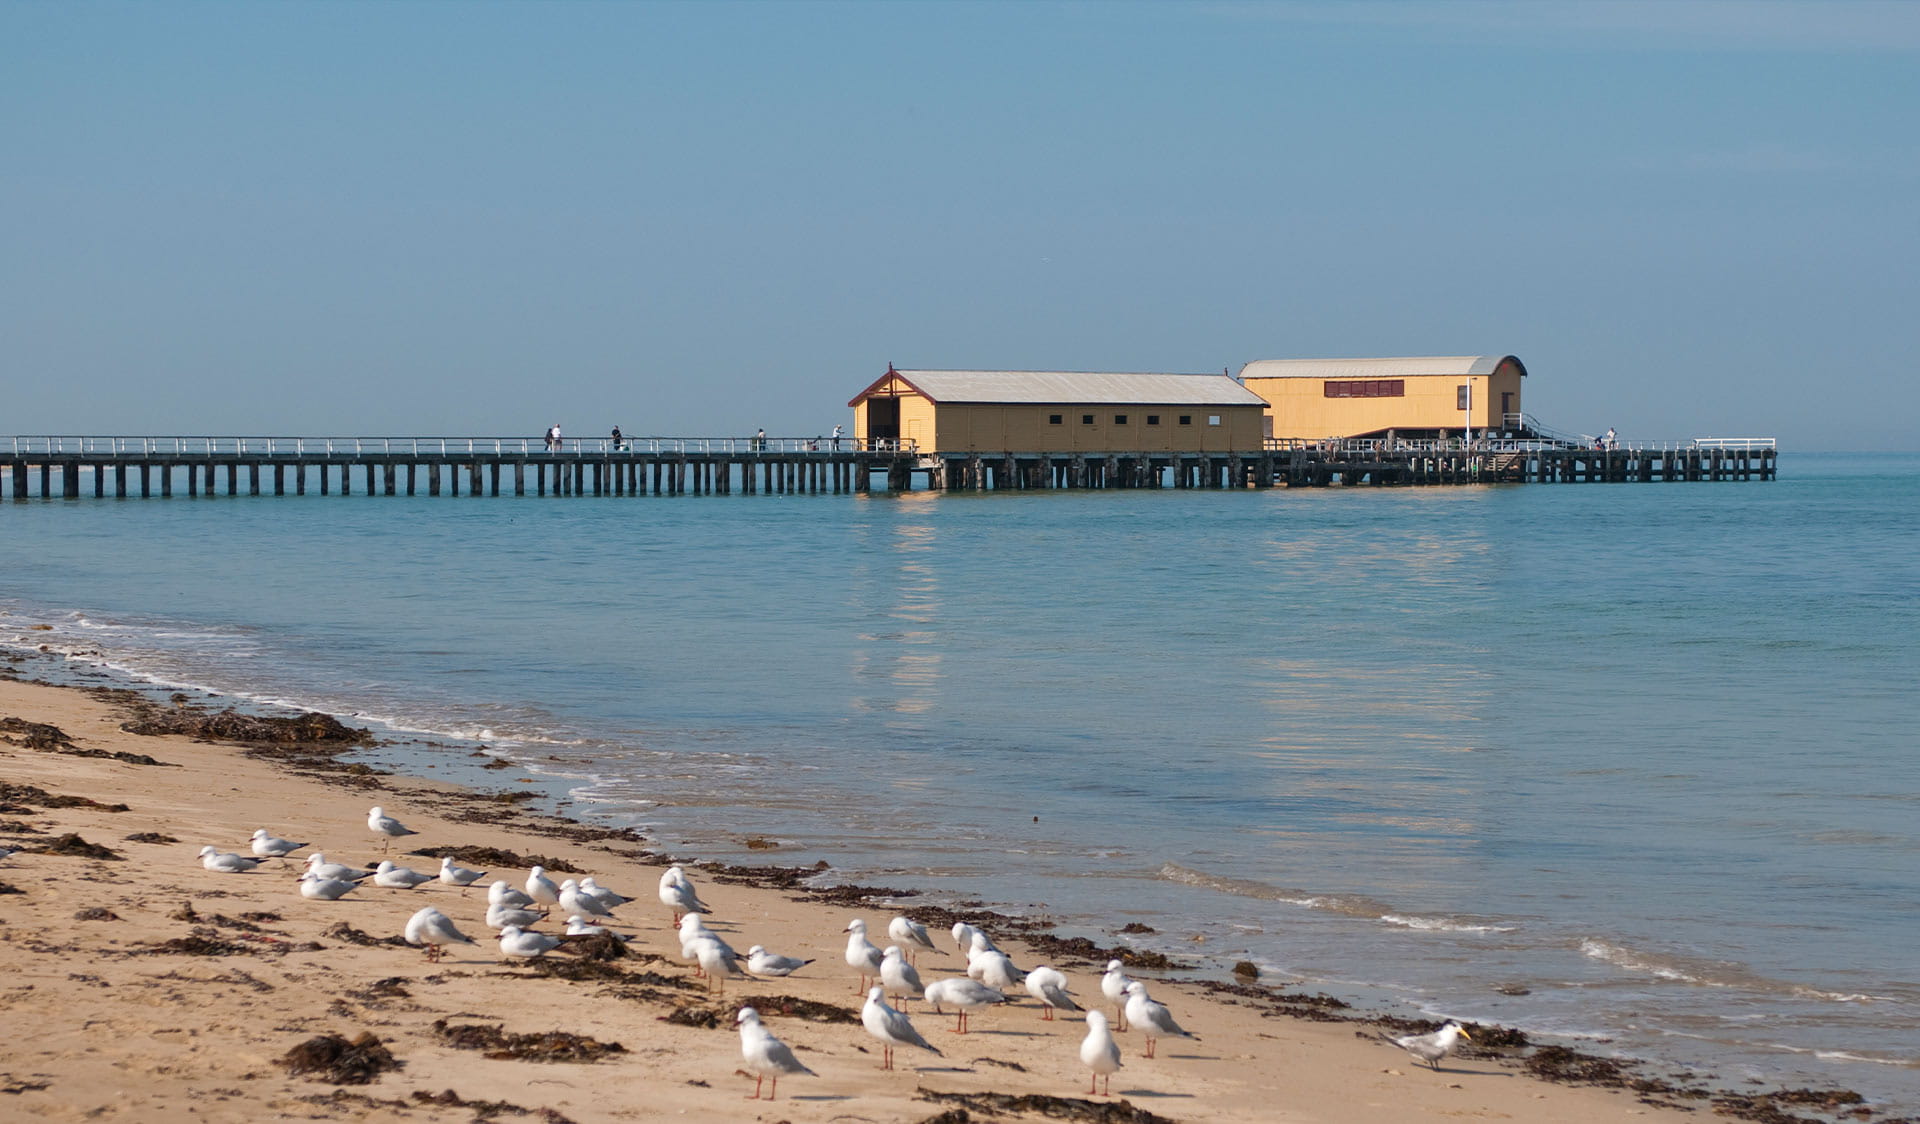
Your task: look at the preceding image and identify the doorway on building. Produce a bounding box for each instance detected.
[865,397,901,450]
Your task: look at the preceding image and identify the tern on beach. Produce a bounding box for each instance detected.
[1381,1021,1473,1070]
[1025,965,1082,1020]
[924,977,1009,1034]
[888,915,939,963]
[844,918,884,991]
[745,945,814,978]
[1101,960,1136,1031]
[880,945,926,1005]
[1122,981,1199,1057]
[249,829,308,861]
[404,906,476,961]
[862,986,942,1070]
[366,806,418,852]
[199,846,263,874]
[438,856,488,889]
[1080,1010,1123,1095]
[373,860,435,889]
[736,1006,815,1100]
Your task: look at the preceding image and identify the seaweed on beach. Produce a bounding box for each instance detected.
[0,882,24,895]
[123,831,177,843]
[430,1019,628,1063]
[406,844,583,874]
[0,782,129,813]
[408,1089,581,1123]
[664,995,860,1029]
[322,922,410,949]
[1197,980,1353,1023]
[915,1090,1180,1124]
[1524,1044,1630,1085]
[147,932,254,957]
[0,819,42,834]
[281,1032,401,1085]
[32,833,123,860]
[0,718,174,765]
[121,702,373,746]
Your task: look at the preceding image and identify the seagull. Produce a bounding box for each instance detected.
[366,806,418,852]
[677,912,717,958]
[693,934,746,992]
[497,924,564,961]
[297,870,361,900]
[485,903,544,931]
[487,879,535,909]
[305,852,373,882]
[658,865,709,925]
[249,829,308,861]
[862,986,943,1070]
[967,932,1024,990]
[404,906,476,961]
[1080,1010,1123,1095]
[198,845,263,874]
[558,879,615,921]
[0,844,17,865]
[565,915,627,938]
[844,918,884,992]
[438,856,488,889]
[373,860,435,889]
[888,915,939,964]
[923,977,1009,1034]
[1380,1021,1473,1070]
[579,876,630,908]
[953,921,995,956]
[525,866,561,913]
[1101,959,1137,1031]
[1122,981,1199,1058]
[880,945,926,1005]
[1025,965,1082,1021]
[745,945,815,978]
[736,1006,816,1100]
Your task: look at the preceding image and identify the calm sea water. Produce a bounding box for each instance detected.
[4,453,1917,1105]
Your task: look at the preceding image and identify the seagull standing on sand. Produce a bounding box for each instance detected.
[1101,960,1136,1031]
[439,856,487,889]
[1380,1021,1473,1070]
[249,829,309,861]
[298,870,361,900]
[373,860,435,889]
[1122,981,1199,1058]
[497,924,564,961]
[404,906,476,961]
[745,945,815,978]
[366,806,418,852]
[1025,965,1082,1021]
[198,845,263,874]
[736,1006,816,1100]
[889,915,939,964]
[923,977,1009,1034]
[861,986,942,1070]
[1080,1010,1123,1096]
[844,918,884,992]
[525,866,561,913]
[879,945,926,1005]
[659,865,710,925]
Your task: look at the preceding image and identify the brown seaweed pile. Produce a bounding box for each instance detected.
[409,844,582,874]
[0,716,172,766]
[0,782,129,814]
[32,833,123,860]
[430,1019,628,1063]
[322,921,410,948]
[915,1090,1180,1124]
[664,995,860,1029]
[121,703,373,745]
[281,1032,401,1085]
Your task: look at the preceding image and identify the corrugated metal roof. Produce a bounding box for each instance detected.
[887,369,1267,406]
[1238,355,1525,380]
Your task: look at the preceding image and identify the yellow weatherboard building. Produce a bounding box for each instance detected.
[848,367,1269,454]
[1240,355,1528,441]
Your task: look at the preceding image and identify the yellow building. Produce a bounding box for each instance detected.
[1239,355,1528,441]
[847,367,1270,454]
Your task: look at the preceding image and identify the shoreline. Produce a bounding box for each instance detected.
[0,668,1888,1123]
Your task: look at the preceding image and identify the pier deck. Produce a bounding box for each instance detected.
[3,436,1776,500]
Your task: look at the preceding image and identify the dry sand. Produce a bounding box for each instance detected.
[0,676,1729,1122]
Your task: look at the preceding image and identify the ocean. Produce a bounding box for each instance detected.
[3,452,1916,1106]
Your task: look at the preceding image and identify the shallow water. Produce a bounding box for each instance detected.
[4,452,1916,1105]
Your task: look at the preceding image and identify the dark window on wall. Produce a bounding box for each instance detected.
[1048,414,1063,425]
[1178,415,1192,426]
[1114,414,1128,425]
[1324,379,1406,398]
[1081,414,1095,425]
[1147,415,1160,425]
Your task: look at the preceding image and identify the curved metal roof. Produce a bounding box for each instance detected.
[851,369,1267,407]
[1237,355,1527,380]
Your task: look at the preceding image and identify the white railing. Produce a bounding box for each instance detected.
[4,436,915,457]
[1691,437,1777,451]
[1265,436,1775,456]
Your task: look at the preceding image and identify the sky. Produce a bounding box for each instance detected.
[3,1,1916,449]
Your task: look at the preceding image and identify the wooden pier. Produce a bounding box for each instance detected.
[3,436,1775,500]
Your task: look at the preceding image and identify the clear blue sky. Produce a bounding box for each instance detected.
[4,1,1915,448]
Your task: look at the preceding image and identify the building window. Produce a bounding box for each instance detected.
[1048,414,1063,425]
[1147,415,1160,425]
[1178,415,1192,426]
[1208,415,1221,426]
[1324,379,1405,398]
[1114,414,1128,425]
[1082,414,1095,425]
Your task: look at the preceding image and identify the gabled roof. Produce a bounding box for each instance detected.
[848,368,1267,408]
[1237,355,1527,380]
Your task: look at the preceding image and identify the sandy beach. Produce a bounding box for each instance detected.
[0,674,1803,1123]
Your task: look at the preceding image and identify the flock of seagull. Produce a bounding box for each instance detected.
[185,804,1473,1101]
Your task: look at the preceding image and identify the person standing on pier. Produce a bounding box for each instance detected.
[753,428,766,451]
[1604,427,1617,451]
[546,424,562,452]
[832,424,843,450]
[611,426,625,450]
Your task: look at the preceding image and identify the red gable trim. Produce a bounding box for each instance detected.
[846,364,940,408]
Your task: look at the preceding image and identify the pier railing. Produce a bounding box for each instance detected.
[5,435,916,457]
[1263,435,1773,455]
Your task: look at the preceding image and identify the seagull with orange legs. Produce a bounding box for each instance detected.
[736,1007,815,1100]
[1080,1010,1123,1095]
[1025,965,1082,1021]
[923,977,1009,1034]
[1122,981,1199,1057]
[861,986,942,1070]
[844,918,883,992]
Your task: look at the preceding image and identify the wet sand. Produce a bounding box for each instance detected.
[0,675,1740,1122]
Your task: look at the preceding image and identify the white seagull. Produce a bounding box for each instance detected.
[485,903,544,931]
[966,932,1024,990]
[1380,1021,1473,1070]
[487,879,535,909]
[199,845,263,874]
[366,805,418,852]
[844,918,884,991]
[1080,1010,1123,1096]
[565,915,627,938]
[305,852,373,882]
[736,1006,816,1100]
[924,977,1009,1034]
[953,921,995,956]
[862,986,943,1070]
[658,865,709,924]
[879,945,926,1005]
[497,924,564,961]
[249,829,309,861]
[745,945,815,978]
[579,876,630,908]
[297,870,361,900]
[438,856,488,889]
[404,906,476,961]
[372,859,435,889]
[1025,964,1082,1021]
[888,915,939,964]
[1101,959,1137,1031]
[525,866,561,912]
[1122,981,1199,1058]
